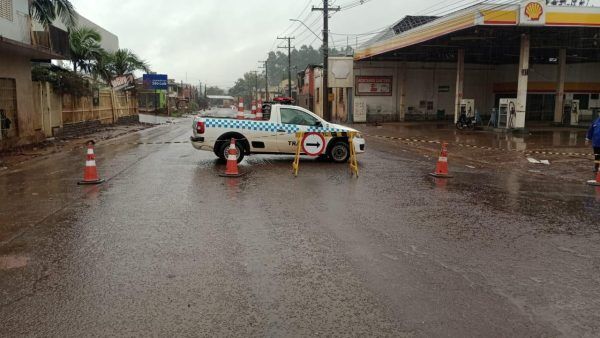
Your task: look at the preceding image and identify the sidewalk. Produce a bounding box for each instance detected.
[0,122,154,172]
[353,121,596,184]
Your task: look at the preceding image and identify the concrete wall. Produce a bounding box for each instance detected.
[0,0,30,44]
[76,15,119,52]
[32,12,119,53]
[353,61,399,121]
[493,63,600,83]
[331,87,349,123]
[314,68,324,118]
[0,52,40,144]
[32,81,62,136]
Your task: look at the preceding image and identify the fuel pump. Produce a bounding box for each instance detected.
[456,99,476,130]
[570,99,580,126]
[498,98,517,129]
[563,99,580,125]
[460,99,475,118]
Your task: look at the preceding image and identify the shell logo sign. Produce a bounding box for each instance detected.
[520,1,546,26]
[524,2,544,21]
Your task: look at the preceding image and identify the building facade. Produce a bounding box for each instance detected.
[353,1,600,127]
[1,0,118,147]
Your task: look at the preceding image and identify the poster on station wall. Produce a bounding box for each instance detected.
[355,76,393,96]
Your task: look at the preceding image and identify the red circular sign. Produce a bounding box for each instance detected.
[301,132,326,156]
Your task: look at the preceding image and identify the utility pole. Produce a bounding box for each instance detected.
[277,36,295,98]
[255,72,259,101]
[312,1,340,121]
[250,71,258,102]
[259,60,269,101]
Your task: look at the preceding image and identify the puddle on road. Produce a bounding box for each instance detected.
[0,255,30,270]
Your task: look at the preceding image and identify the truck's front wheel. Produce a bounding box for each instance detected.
[218,141,245,163]
[328,141,350,163]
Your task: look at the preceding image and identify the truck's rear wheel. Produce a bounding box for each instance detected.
[219,141,245,163]
[328,141,350,163]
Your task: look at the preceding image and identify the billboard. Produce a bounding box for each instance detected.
[143,74,168,90]
[110,74,135,91]
[355,76,393,96]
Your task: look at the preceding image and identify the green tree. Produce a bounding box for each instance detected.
[29,0,77,29]
[69,27,103,73]
[264,45,323,87]
[110,49,151,76]
[90,48,150,84]
[90,50,114,84]
[229,72,263,106]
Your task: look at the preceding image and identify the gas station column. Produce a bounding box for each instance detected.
[398,62,407,121]
[454,49,465,124]
[553,48,567,123]
[515,34,530,129]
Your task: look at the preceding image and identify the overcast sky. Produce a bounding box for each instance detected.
[67,0,502,88]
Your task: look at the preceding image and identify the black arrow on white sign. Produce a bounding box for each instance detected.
[306,142,321,147]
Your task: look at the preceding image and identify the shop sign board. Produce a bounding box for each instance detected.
[355,76,393,96]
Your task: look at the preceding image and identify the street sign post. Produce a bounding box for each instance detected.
[301,132,326,156]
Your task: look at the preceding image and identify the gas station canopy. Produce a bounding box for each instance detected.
[355,1,600,65]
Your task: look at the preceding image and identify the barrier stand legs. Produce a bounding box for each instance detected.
[293,131,359,177]
[293,131,303,177]
[348,131,359,177]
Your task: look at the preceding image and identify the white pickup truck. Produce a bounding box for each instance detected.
[190,103,365,163]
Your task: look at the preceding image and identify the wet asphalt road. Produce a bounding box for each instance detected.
[1,118,600,337]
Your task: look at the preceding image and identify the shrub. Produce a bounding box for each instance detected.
[32,65,92,97]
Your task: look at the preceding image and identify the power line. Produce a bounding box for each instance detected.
[293,14,322,42]
[336,0,376,11]
[272,0,316,51]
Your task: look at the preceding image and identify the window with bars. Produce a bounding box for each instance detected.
[0,78,17,139]
[0,0,13,21]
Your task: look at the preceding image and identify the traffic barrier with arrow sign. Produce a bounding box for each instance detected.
[292,131,359,177]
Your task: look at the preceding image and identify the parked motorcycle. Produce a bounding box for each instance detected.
[456,113,476,130]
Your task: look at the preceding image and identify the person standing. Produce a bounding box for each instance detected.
[586,115,600,173]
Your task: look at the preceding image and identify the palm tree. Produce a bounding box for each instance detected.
[90,50,114,84]
[69,27,103,73]
[29,0,77,29]
[90,49,151,85]
[111,49,151,76]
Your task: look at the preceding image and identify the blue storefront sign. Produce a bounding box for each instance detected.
[143,74,168,90]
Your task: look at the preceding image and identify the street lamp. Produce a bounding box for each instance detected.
[289,19,322,42]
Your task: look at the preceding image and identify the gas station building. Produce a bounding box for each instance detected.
[352,1,600,129]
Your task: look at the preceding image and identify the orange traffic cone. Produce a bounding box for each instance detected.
[237,98,245,119]
[256,99,263,120]
[78,141,105,185]
[219,138,244,177]
[430,142,453,178]
[588,171,600,186]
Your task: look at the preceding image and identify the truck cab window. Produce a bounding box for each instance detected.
[280,108,319,126]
